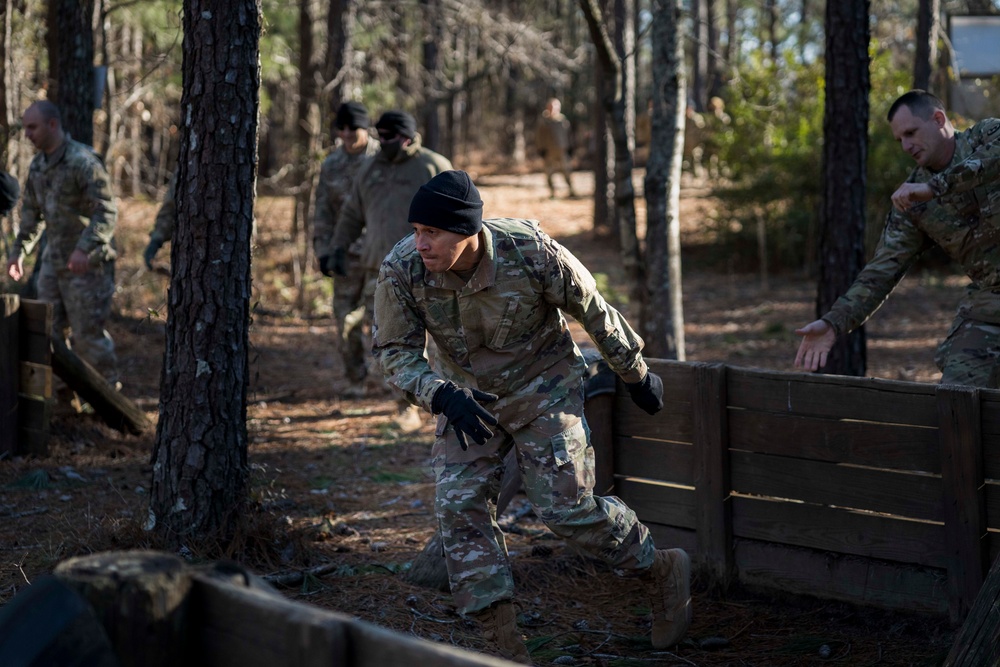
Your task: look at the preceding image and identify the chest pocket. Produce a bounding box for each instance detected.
[486,276,548,350]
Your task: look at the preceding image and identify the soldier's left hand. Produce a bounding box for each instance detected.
[626,371,664,416]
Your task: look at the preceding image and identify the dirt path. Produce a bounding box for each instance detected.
[0,171,958,665]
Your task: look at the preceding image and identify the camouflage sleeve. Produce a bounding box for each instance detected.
[541,233,647,383]
[372,262,447,410]
[75,157,117,255]
[312,158,335,257]
[822,209,933,336]
[331,177,365,251]
[150,176,176,245]
[927,118,1000,197]
[10,174,44,260]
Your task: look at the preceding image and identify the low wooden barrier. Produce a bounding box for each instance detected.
[3,551,516,667]
[592,359,1000,626]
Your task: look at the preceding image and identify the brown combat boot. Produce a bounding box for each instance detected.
[473,601,532,665]
[646,548,692,648]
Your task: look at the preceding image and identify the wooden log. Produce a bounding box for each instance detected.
[938,384,988,626]
[944,553,1000,666]
[1,295,19,457]
[54,550,193,667]
[19,360,51,399]
[49,336,150,434]
[694,362,733,591]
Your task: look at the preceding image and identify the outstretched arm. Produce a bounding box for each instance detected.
[794,319,836,372]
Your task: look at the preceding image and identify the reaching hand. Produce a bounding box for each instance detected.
[794,319,836,371]
[330,247,348,277]
[432,381,500,450]
[626,371,664,416]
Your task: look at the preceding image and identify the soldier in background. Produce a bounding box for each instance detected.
[373,170,691,663]
[313,101,380,397]
[795,90,1000,387]
[330,110,452,431]
[143,172,176,271]
[6,100,120,388]
[535,97,577,199]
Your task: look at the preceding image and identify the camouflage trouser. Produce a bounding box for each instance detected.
[432,397,656,616]
[934,316,1000,388]
[332,249,366,384]
[37,257,119,384]
[543,151,576,197]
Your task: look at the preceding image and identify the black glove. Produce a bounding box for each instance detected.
[318,254,334,277]
[143,238,163,270]
[431,381,500,450]
[330,246,348,277]
[626,371,664,415]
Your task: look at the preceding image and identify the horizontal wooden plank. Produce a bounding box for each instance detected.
[728,410,940,472]
[646,359,696,403]
[18,299,51,336]
[612,392,693,443]
[732,495,948,569]
[19,333,50,365]
[731,451,943,522]
[613,438,693,486]
[20,361,52,399]
[736,539,949,616]
[642,522,697,556]
[614,477,695,529]
[982,482,1000,530]
[726,366,939,426]
[191,576,510,667]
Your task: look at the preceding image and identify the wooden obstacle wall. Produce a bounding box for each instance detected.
[596,359,1000,625]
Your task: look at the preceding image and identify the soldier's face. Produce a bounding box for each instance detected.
[411,222,481,273]
[337,125,368,153]
[23,108,57,153]
[890,105,950,170]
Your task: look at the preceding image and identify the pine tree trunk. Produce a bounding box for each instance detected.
[818,0,869,376]
[48,0,95,146]
[150,0,261,542]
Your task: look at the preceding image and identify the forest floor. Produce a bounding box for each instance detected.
[0,168,964,666]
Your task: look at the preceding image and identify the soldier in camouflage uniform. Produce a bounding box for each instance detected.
[313,101,380,395]
[535,98,577,199]
[331,110,452,430]
[796,90,1000,388]
[373,170,691,663]
[6,101,119,386]
[143,172,175,270]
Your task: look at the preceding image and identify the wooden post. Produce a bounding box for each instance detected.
[54,550,193,667]
[694,362,733,591]
[0,294,19,457]
[584,360,617,495]
[16,299,52,456]
[943,553,1000,666]
[938,384,987,626]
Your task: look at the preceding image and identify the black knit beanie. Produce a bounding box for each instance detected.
[0,170,19,216]
[375,111,417,139]
[408,170,484,236]
[335,101,369,129]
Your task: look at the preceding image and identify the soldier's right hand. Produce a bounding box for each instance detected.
[143,239,162,270]
[318,254,334,277]
[330,247,348,277]
[431,381,500,451]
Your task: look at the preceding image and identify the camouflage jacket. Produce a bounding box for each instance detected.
[149,173,176,246]
[536,112,572,155]
[311,136,380,258]
[824,118,1000,334]
[373,218,648,431]
[10,136,117,266]
[332,135,452,272]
